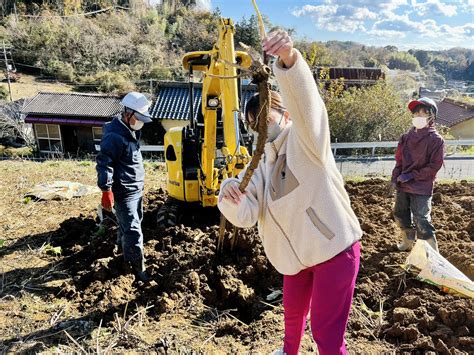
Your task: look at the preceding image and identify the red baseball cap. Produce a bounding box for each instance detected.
[407,97,438,114]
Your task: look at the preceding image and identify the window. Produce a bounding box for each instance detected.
[92,126,103,152]
[35,124,62,153]
[92,127,103,142]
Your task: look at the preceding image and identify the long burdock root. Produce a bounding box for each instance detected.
[238,63,271,192]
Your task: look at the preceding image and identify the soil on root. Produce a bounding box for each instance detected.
[18,181,473,352]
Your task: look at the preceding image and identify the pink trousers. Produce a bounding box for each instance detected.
[283,241,360,355]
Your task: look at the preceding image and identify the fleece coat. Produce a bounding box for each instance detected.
[218,50,363,275]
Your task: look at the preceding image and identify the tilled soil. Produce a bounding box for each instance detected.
[347,180,473,354]
[2,180,473,353]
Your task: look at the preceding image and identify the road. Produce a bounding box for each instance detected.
[335,155,474,180]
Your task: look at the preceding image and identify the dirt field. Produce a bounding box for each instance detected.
[0,160,472,354]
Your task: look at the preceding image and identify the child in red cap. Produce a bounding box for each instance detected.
[391,97,445,252]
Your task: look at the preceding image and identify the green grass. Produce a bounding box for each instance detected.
[77,161,92,167]
[0,145,34,157]
[456,146,474,155]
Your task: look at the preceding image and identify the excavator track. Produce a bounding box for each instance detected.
[156,197,180,228]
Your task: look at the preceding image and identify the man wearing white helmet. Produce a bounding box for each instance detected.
[96,92,153,282]
[390,97,444,253]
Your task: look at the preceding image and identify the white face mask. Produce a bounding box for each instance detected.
[266,113,285,142]
[130,120,144,131]
[412,116,428,129]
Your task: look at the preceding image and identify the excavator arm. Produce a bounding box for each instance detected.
[182,18,252,207]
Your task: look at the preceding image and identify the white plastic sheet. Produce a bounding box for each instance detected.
[25,181,100,201]
[405,240,474,299]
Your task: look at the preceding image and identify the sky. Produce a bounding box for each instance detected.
[205,0,473,50]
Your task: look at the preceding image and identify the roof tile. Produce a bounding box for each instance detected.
[21,92,123,118]
[437,98,474,127]
[150,82,257,120]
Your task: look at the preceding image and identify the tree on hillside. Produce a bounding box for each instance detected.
[430,57,449,77]
[1,0,133,16]
[5,8,176,92]
[410,50,431,67]
[384,45,398,53]
[0,99,34,146]
[235,15,261,51]
[298,42,334,68]
[322,81,412,142]
[464,62,474,81]
[363,57,378,68]
[165,7,220,52]
[388,52,420,71]
[159,0,198,13]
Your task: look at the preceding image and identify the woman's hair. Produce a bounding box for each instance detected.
[245,90,286,129]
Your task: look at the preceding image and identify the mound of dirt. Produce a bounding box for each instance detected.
[54,188,281,328]
[346,179,473,353]
[47,181,473,352]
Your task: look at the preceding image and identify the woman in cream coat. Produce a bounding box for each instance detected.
[218,30,362,355]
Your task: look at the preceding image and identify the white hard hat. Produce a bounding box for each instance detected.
[121,92,152,123]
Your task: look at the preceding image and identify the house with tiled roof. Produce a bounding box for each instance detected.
[150,82,257,132]
[437,98,474,139]
[22,92,123,154]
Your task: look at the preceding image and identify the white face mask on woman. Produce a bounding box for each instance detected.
[412,116,428,129]
[266,113,285,142]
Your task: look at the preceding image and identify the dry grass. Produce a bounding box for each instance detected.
[0,161,294,353]
[0,145,34,157]
[0,160,167,352]
[2,74,74,101]
[0,160,398,353]
[0,160,165,243]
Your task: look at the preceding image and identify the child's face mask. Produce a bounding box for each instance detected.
[412,116,428,129]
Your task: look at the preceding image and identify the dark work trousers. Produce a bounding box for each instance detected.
[114,193,145,271]
[393,190,436,240]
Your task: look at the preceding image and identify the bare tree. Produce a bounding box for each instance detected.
[0,99,35,147]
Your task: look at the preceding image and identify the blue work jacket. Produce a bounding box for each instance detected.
[96,117,145,198]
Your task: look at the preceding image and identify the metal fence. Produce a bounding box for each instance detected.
[334,156,473,180]
[331,139,474,156]
[2,140,473,179]
[330,140,474,179]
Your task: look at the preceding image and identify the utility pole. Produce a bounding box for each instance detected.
[149,79,154,94]
[2,41,13,102]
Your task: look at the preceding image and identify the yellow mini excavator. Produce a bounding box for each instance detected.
[157,18,254,226]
